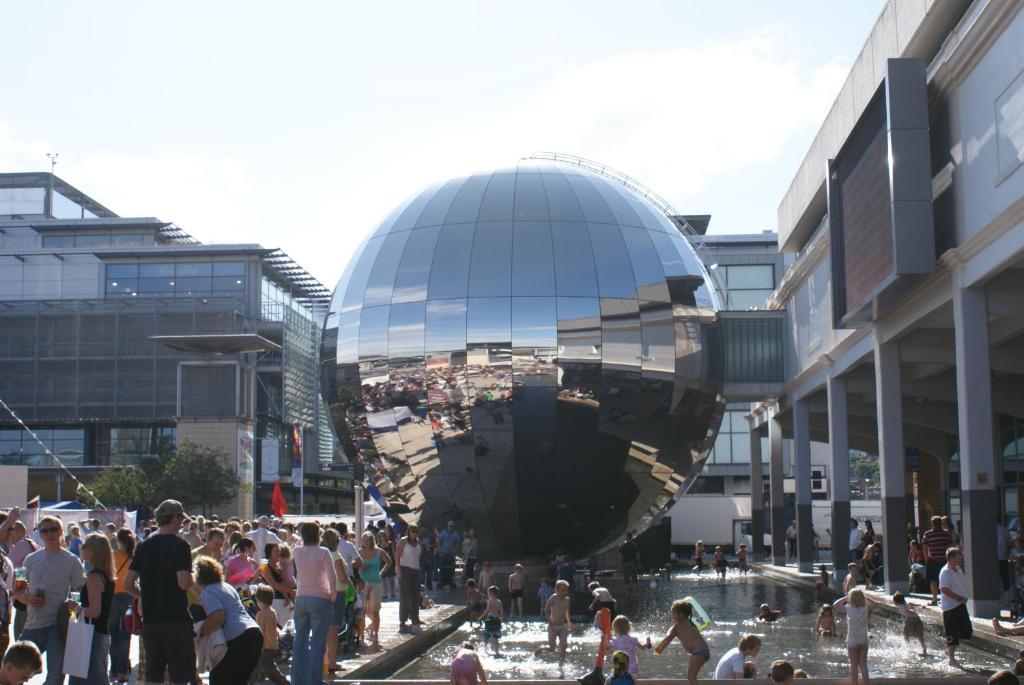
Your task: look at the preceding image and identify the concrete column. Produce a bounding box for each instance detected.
[874,336,909,593]
[827,374,851,590]
[952,281,1000,618]
[793,398,814,572]
[749,426,765,561]
[769,412,786,566]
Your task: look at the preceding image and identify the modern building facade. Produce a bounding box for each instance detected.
[0,172,349,516]
[748,0,1024,618]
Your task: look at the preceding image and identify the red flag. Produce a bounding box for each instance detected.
[271,481,287,517]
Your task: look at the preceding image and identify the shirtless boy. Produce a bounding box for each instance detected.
[653,599,710,685]
[508,563,526,619]
[534,579,572,661]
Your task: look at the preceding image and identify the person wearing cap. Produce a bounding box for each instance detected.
[247,517,281,564]
[123,500,196,685]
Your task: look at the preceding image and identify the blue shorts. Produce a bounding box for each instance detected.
[483,615,501,640]
[691,648,710,662]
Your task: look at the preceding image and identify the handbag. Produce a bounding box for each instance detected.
[123,597,143,635]
[63,615,95,678]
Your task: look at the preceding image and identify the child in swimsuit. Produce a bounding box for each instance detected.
[482,585,504,655]
[609,615,651,676]
[466,579,484,626]
[653,598,709,685]
[737,544,749,575]
[508,563,526,619]
[758,603,782,622]
[450,642,486,685]
[815,603,836,635]
[713,547,727,580]
[692,541,705,573]
[604,650,634,685]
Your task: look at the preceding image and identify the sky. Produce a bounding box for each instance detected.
[0,1,887,286]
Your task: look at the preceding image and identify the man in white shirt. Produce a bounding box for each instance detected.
[848,518,864,561]
[247,516,281,562]
[938,547,971,667]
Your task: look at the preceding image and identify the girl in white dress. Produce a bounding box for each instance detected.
[833,588,874,685]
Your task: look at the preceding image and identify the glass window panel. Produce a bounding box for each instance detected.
[391,182,443,231]
[413,177,467,227]
[477,173,516,222]
[338,311,361,364]
[0,187,45,215]
[106,264,139,278]
[371,194,415,237]
[540,173,586,222]
[587,223,637,298]
[513,173,549,221]
[341,235,385,312]
[427,224,474,299]
[716,436,733,461]
[648,231,690,277]
[74,235,110,247]
[175,276,212,294]
[108,234,145,247]
[388,301,426,359]
[358,306,390,360]
[551,222,599,296]
[425,299,467,353]
[731,434,751,463]
[621,228,669,302]
[138,278,176,294]
[512,221,555,296]
[601,298,641,371]
[211,276,245,292]
[443,173,491,224]
[106,279,138,297]
[362,230,410,307]
[139,263,175,277]
[512,297,556,348]
[725,265,774,289]
[590,179,643,227]
[565,175,616,224]
[622,194,665,231]
[51,191,82,219]
[467,297,511,344]
[212,262,246,276]
[176,262,212,277]
[468,222,512,297]
[42,235,75,247]
[391,226,441,303]
[728,289,772,309]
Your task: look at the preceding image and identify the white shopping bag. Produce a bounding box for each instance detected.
[63,616,94,678]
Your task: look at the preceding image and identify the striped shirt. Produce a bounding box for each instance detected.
[921,527,953,562]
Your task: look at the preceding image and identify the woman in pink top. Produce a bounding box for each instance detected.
[450,642,488,685]
[290,522,337,685]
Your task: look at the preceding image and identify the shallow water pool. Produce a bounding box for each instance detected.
[396,571,1008,680]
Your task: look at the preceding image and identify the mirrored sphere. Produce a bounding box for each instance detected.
[322,160,724,560]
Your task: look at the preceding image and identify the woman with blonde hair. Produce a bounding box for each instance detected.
[833,588,874,685]
[70,533,114,685]
[356,530,392,647]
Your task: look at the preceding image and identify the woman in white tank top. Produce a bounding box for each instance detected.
[396,526,423,632]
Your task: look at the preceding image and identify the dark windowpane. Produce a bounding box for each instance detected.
[139,263,175,278]
[621,228,669,302]
[414,177,467,227]
[444,173,491,224]
[138,278,176,294]
[175,276,212,294]
[75,235,110,247]
[42,235,75,247]
[389,301,426,359]
[477,174,516,222]
[540,173,586,222]
[109,234,145,247]
[565,175,615,224]
[587,223,637,298]
[106,279,138,297]
[512,221,555,296]
[213,262,246,276]
[425,299,467,353]
[363,231,410,307]
[211,276,245,292]
[391,226,441,303]
[468,222,512,297]
[551,222,598,296]
[177,262,212,277]
[513,173,549,221]
[106,264,138,278]
[467,297,511,344]
[427,224,474,299]
[391,182,443,232]
[341,235,385,312]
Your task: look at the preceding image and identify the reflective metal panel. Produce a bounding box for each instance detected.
[323,161,722,559]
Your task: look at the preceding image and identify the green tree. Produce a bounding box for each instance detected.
[88,438,242,515]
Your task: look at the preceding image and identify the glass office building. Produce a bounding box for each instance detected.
[0,172,345,514]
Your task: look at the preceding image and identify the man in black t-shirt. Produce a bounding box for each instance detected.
[619,532,639,584]
[124,499,195,685]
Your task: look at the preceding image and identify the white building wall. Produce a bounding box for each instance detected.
[957,5,1024,242]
